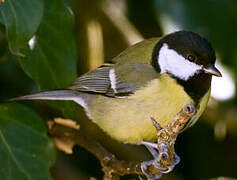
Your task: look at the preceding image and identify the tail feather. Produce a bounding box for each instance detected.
[9,90,89,110]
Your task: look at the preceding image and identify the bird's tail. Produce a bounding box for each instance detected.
[9,90,90,110]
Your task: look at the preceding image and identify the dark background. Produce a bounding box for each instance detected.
[0,0,237,180]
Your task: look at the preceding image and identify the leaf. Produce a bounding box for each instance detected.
[18,0,78,119]
[0,0,44,54]
[0,103,56,180]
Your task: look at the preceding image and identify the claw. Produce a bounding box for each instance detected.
[141,160,163,180]
[141,141,159,158]
[174,153,181,165]
[153,160,169,173]
[141,160,153,177]
[141,141,158,149]
[153,160,173,174]
[153,152,181,174]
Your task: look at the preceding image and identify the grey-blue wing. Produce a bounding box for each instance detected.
[68,62,158,97]
[68,64,133,97]
[68,65,112,94]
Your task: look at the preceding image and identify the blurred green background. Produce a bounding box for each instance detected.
[0,0,237,180]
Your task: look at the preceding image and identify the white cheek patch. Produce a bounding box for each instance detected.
[158,43,202,81]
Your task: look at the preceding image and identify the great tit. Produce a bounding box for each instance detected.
[12,31,221,144]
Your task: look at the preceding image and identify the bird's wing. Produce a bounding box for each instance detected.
[68,64,113,95]
[68,62,158,97]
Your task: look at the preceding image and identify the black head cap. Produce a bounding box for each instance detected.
[152,31,216,72]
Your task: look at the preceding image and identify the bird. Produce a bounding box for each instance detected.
[11,30,221,146]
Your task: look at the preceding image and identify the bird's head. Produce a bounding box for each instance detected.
[152,31,222,81]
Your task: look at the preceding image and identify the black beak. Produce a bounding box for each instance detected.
[203,65,222,77]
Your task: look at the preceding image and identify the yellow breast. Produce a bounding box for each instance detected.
[89,74,204,144]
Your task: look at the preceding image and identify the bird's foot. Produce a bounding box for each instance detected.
[140,160,163,180]
[141,141,181,179]
[153,152,180,174]
[140,152,180,179]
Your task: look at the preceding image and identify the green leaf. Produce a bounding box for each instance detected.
[0,103,56,180]
[0,0,44,54]
[18,0,78,119]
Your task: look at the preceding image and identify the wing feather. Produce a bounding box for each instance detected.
[68,66,111,93]
[68,62,158,97]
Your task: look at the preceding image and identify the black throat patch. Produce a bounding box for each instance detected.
[174,73,211,104]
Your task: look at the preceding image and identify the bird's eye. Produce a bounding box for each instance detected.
[187,54,196,62]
